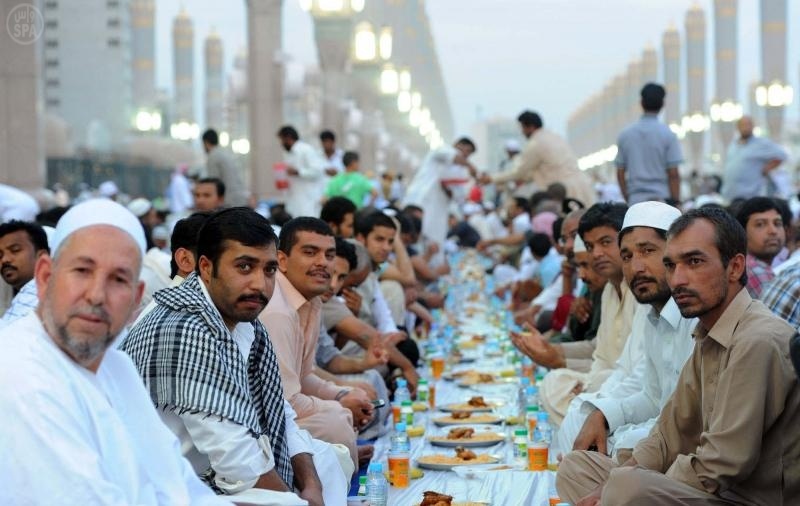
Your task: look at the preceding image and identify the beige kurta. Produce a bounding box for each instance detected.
[492,128,595,206]
[540,281,636,424]
[261,272,357,465]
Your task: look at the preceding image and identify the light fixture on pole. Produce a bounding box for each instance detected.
[755,80,794,108]
[380,64,399,95]
[299,0,364,15]
[709,100,743,123]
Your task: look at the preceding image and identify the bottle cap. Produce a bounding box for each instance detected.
[395,422,407,432]
[359,476,367,484]
[514,428,528,436]
[397,379,407,387]
[368,462,383,473]
[419,378,428,385]
[401,400,412,406]
[519,377,530,387]
[526,405,539,413]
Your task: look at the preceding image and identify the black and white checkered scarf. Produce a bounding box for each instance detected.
[119,273,294,488]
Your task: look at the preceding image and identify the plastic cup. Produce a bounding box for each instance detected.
[431,357,445,379]
[387,454,410,488]
[527,443,548,471]
[429,382,436,409]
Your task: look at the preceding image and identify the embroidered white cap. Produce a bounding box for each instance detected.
[52,199,147,257]
[127,197,152,218]
[573,234,587,253]
[621,201,682,233]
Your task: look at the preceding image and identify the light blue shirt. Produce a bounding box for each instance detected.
[721,136,787,201]
[615,113,683,204]
[0,279,38,329]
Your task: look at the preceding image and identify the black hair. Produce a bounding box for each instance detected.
[202,128,219,146]
[278,217,334,254]
[455,136,477,153]
[668,206,747,286]
[320,196,357,227]
[706,174,722,193]
[320,130,335,142]
[736,196,791,230]
[618,225,668,248]
[277,125,299,140]
[578,202,628,237]
[396,213,416,236]
[342,151,359,167]
[0,220,49,253]
[552,216,564,244]
[527,232,552,258]
[402,204,423,216]
[513,196,531,215]
[546,183,567,202]
[35,206,69,227]
[355,211,397,238]
[169,212,211,278]
[335,236,357,271]
[196,207,277,275]
[640,83,666,112]
[517,110,543,128]
[529,191,553,212]
[198,177,226,198]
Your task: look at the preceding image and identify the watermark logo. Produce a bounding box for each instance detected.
[7,3,44,45]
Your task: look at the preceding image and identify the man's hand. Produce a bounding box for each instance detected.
[573,408,609,454]
[382,331,407,347]
[570,296,593,324]
[402,367,420,397]
[513,305,541,326]
[510,326,565,369]
[298,486,324,506]
[347,380,378,400]
[425,242,440,257]
[324,167,338,177]
[576,483,604,506]
[571,382,585,396]
[286,166,299,177]
[338,388,375,430]
[476,239,492,252]
[342,287,363,315]
[478,173,493,186]
[362,336,389,369]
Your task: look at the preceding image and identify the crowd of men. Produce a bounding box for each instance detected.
[1,81,800,505]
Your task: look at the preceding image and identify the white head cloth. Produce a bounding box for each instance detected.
[52,199,147,257]
[504,139,521,152]
[98,180,119,198]
[573,234,587,253]
[127,198,152,218]
[622,201,682,233]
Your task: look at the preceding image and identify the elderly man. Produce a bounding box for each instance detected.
[557,207,800,506]
[721,116,788,201]
[0,220,49,326]
[0,199,229,505]
[123,208,348,506]
[554,202,696,457]
[261,217,374,469]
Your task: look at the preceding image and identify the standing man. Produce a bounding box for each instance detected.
[735,196,789,298]
[278,126,326,219]
[557,207,800,506]
[122,208,347,505]
[324,151,378,208]
[615,83,683,205]
[0,199,230,505]
[261,217,374,469]
[483,111,595,207]
[0,220,49,325]
[320,130,344,177]
[721,116,788,201]
[202,129,249,207]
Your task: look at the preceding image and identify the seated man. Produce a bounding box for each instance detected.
[262,217,374,469]
[735,196,789,298]
[557,207,800,506]
[320,196,357,239]
[1,199,228,504]
[0,220,49,326]
[122,208,347,505]
[554,202,696,456]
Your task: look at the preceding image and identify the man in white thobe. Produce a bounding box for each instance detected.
[0,199,230,505]
[278,126,326,219]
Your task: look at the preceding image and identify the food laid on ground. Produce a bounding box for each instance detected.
[433,412,503,426]
[439,396,499,412]
[413,401,429,412]
[428,426,506,448]
[407,425,425,437]
[416,447,501,470]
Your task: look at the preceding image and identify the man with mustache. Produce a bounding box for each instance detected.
[735,196,789,298]
[558,207,800,506]
[1,199,231,504]
[0,220,49,326]
[555,201,695,469]
[122,208,349,505]
[261,217,374,472]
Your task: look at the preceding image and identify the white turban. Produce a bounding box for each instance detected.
[52,199,147,258]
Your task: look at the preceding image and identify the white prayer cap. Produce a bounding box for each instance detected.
[151,225,169,242]
[504,139,521,152]
[127,198,152,218]
[482,201,496,211]
[52,199,147,258]
[462,202,483,216]
[98,180,119,198]
[42,226,55,250]
[621,201,681,233]
[573,234,587,253]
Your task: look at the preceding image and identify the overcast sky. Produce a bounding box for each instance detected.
[155,0,799,137]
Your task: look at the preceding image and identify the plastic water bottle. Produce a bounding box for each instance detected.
[357,475,367,496]
[513,428,528,467]
[517,377,530,418]
[535,412,552,445]
[391,422,410,452]
[525,385,539,411]
[366,462,388,506]
[395,378,411,404]
[417,379,429,404]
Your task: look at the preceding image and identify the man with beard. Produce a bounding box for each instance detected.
[261,217,374,470]
[122,208,348,505]
[735,196,789,298]
[0,220,49,325]
[553,202,696,460]
[1,200,230,504]
[558,207,800,506]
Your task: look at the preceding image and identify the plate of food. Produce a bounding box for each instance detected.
[415,490,490,506]
[416,447,501,471]
[428,426,505,448]
[433,411,503,426]
[438,396,503,413]
[454,372,497,387]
